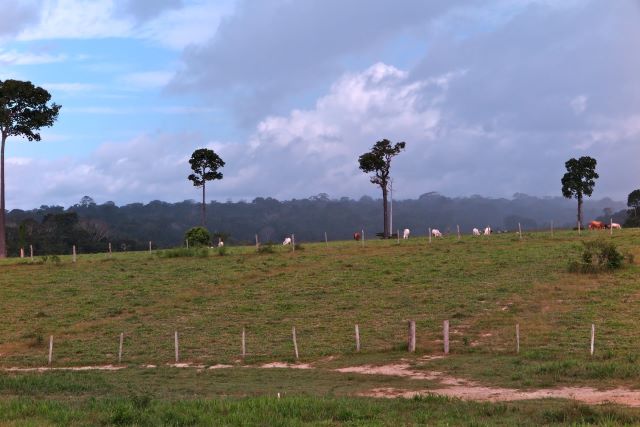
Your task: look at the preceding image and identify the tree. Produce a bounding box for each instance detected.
[0,80,61,258]
[358,139,406,238]
[628,189,640,211]
[188,148,225,226]
[185,226,211,247]
[561,156,599,229]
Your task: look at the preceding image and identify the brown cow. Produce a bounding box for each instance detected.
[353,232,361,241]
[588,221,607,230]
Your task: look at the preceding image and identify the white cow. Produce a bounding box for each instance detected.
[282,237,292,245]
[611,223,622,229]
[431,229,443,238]
[484,227,492,235]
[403,228,411,239]
[472,228,480,236]
[217,240,224,247]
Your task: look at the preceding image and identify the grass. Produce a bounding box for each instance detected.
[1,229,639,424]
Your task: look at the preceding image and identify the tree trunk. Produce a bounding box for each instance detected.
[0,134,6,258]
[382,183,389,238]
[577,193,583,229]
[201,182,206,226]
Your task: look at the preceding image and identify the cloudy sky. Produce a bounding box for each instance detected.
[1,0,639,208]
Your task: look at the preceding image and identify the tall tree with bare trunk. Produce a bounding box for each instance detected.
[358,139,406,238]
[0,80,60,258]
[561,156,599,229]
[188,148,225,226]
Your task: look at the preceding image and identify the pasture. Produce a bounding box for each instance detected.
[1,229,640,425]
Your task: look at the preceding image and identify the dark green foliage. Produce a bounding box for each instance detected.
[358,139,406,238]
[157,247,209,258]
[257,242,275,254]
[561,156,599,227]
[185,226,211,247]
[568,239,625,273]
[627,189,640,227]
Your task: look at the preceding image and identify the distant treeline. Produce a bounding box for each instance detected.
[3,193,634,256]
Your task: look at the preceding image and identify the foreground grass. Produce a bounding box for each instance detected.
[0,230,638,392]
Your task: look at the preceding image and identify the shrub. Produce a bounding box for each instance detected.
[217,245,227,256]
[157,247,209,258]
[184,227,211,247]
[257,243,275,254]
[568,240,625,273]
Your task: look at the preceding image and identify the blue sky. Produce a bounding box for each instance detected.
[1,0,639,208]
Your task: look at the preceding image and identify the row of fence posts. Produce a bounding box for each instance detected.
[20,218,621,261]
[39,322,600,365]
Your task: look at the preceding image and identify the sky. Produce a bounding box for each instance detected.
[1,0,639,209]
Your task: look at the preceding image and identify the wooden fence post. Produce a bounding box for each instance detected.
[118,332,124,363]
[72,245,77,263]
[457,225,461,241]
[443,320,450,355]
[292,234,295,252]
[48,335,53,365]
[518,223,522,239]
[30,245,34,261]
[20,248,24,259]
[590,324,595,356]
[174,331,179,363]
[551,220,554,237]
[324,231,328,247]
[578,222,582,235]
[355,324,361,352]
[108,242,112,257]
[148,241,152,253]
[186,239,189,249]
[516,324,520,354]
[408,320,416,352]
[610,218,613,236]
[242,327,246,358]
[428,228,432,244]
[292,326,299,359]
[255,234,259,249]
[397,229,400,244]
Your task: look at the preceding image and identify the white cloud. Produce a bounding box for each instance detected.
[119,71,174,90]
[0,49,68,65]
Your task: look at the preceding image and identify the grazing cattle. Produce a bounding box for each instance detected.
[217,240,224,247]
[431,229,443,238]
[283,237,292,245]
[403,228,410,239]
[588,221,606,230]
[472,228,480,236]
[611,223,622,229]
[484,227,492,235]
[353,232,361,241]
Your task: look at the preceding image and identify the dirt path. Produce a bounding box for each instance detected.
[338,361,640,407]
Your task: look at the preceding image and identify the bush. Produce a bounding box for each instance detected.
[184,227,211,247]
[257,243,275,254]
[568,240,625,273]
[217,245,227,256]
[157,247,209,258]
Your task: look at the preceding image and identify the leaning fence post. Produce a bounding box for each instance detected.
[118,332,124,363]
[408,320,416,353]
[590,324,595,356]
[324,231,328,247]
[174,331,179,363]
[443,320,450,355]
[355,324,361,352]
[72,245,77,263]
[48,335,53,365]
[292,326,299,360]
[516,324,520,354]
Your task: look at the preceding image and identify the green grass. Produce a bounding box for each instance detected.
[1,230,640,424]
